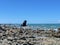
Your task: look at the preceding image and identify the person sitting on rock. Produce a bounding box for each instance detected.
[21,20,27,27]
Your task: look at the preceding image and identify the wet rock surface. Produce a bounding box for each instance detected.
[0,24,60,45]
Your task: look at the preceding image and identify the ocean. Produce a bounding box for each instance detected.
[28,24,60,29]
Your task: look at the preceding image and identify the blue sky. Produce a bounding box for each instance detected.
[0,0,60,24]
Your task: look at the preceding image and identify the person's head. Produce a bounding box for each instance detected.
[23,20,27,24]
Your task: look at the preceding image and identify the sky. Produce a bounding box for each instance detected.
[0,0,60,24]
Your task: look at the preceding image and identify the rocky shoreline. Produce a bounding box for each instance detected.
[0,24,60,45]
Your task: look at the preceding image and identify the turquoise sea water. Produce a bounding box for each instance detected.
[28,24,60,29]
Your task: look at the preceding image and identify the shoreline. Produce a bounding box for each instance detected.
[0,24,60,45]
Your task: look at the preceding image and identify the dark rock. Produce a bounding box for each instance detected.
[23,42,34,45]
[3,34,7,36]
[29,36,35,38]
[8,43,12,45]
[7,39,13,41]
[53,35,60,38]
[20,37,26,40]
[23,44,27,45]
[0,26,6,31]
[58,28,60,33]
[27,42,34,45]
[58,28,60,30]
[16,43,18,45]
